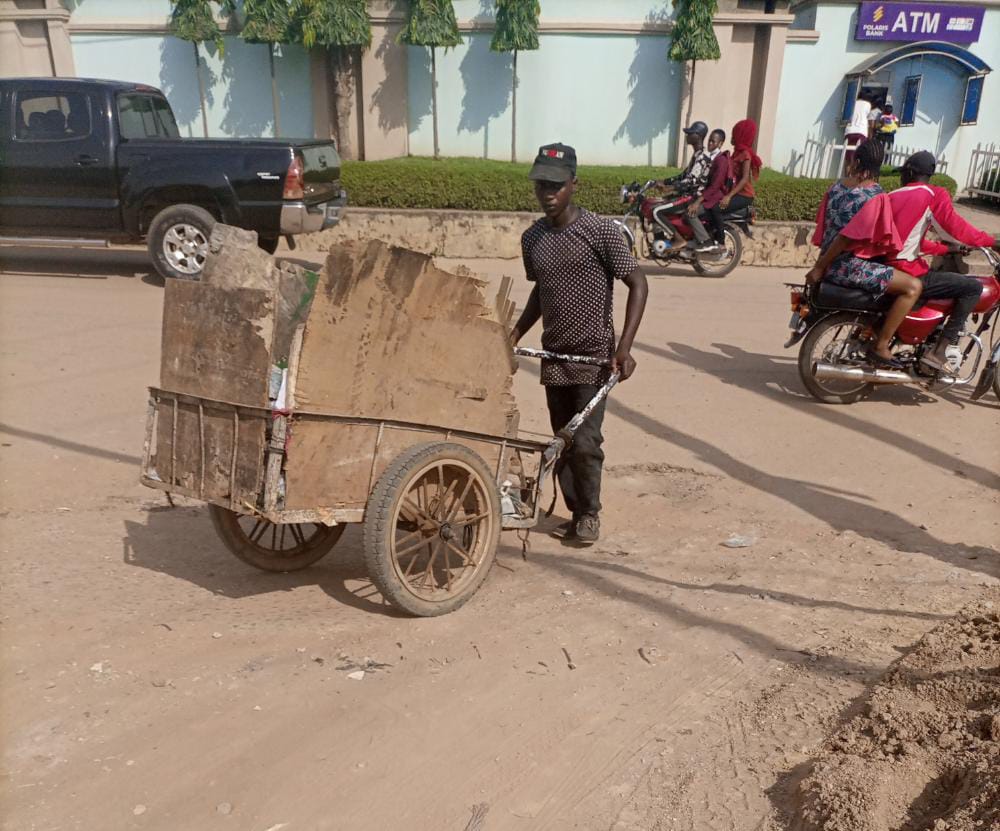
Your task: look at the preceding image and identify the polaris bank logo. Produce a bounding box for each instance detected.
[856,2,984,42]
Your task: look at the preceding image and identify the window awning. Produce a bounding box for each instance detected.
[847,41,991,78]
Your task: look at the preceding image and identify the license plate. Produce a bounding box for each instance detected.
[788,312,801,330]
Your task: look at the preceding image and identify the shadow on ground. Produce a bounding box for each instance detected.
[0,246,157,281]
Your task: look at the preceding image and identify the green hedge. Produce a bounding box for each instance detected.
[341,157,958,223]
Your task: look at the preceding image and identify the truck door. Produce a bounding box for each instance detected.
[1,85,119,233]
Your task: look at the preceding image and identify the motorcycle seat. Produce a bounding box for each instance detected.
[813,281,894,313]
[721,206,753,223]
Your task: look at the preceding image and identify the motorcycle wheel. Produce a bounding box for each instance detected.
[798,311,877,404]
[693,225,742,278]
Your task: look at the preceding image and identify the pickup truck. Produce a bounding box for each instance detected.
[0,77,346,280]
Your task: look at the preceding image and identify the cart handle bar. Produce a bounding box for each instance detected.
[514,347,611,367]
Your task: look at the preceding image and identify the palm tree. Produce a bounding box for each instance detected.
[669,0,721,160]
[397,0,463,159]
[291,0,372,158]
[240,0,295,137]
[490,0,540,163]
[168,0,231,137]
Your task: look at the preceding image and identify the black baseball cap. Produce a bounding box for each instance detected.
[528,143,577,183]
[894,150,936,176]
[683,121,709,138]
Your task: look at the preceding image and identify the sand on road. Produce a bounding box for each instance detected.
[1,246,998,831]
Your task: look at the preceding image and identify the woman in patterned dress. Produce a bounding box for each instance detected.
[805,140,920,368]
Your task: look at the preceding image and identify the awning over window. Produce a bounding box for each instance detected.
[846,40,992,78]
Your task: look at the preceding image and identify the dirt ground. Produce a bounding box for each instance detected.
[1,241,998,831]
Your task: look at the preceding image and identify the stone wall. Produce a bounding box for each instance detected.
[299,207,816,268]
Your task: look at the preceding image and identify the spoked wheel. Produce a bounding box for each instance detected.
[693,224,742,277]
[798,311,877,404]
[208,505,345,572]
[363,442,501,617]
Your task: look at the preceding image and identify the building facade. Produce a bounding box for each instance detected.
[774,0,998,186]
[0,0,995,185]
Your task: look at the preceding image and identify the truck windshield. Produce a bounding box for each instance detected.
[117,94,181,140]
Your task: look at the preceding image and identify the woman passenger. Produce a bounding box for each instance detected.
[805,140,919,369]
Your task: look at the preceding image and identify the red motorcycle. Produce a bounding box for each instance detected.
[787,247,1000,404]
[615,180,754,278]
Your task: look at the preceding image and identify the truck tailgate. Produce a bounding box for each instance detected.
[298,142,341,205]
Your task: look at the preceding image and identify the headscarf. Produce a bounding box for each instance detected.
[732,119,762,180]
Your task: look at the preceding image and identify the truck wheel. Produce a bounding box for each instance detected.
[258,236,279,255]
[363,442,501,617]
[208,505,345,572]
[148,204,216,280]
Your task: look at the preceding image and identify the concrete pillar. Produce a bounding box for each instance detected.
[309,47,334,142]
[359,19,409,160]
[751,22,790,166]
[0,0,75,78]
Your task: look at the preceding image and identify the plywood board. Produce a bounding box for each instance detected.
[159,280,274,406]
[283,418,504,511]
[293,240,518,439]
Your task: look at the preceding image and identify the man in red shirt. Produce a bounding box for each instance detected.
[886,151,1000,371]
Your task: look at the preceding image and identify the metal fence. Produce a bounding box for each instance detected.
[788,136,949,179]
[965,142,1000,200]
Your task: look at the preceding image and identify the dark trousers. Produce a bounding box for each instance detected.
[706,194,753,244]
[921,270,984,342]
[545,384,606,518]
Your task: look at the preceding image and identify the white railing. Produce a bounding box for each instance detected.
[787,136,948,179]
[966,142,1000,200]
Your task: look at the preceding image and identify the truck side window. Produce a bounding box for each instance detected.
[118,94,181,140]
[14,92,91,141]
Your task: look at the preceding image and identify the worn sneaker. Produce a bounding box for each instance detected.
[945,344,963,372]
[551,519,576,540]
[575,514,600,544]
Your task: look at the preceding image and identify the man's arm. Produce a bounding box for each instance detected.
[509,285,541,346]
[929,189,997,249]
[612,267,649,380]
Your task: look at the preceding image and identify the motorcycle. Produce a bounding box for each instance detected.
[614,179,755,278]
[786,246,1000,404]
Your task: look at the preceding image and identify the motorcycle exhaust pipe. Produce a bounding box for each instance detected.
[813,362,911,385]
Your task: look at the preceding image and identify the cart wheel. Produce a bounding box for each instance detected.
[363,442,501,617]
[208,505,345,572]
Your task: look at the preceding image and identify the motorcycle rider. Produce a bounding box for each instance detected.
[656,121,715,195]
[885,151,1000,372]
[686,129,731,252]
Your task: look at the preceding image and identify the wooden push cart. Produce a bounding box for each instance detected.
[140,238,616,616]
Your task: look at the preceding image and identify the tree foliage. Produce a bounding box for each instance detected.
[169,0,229,50]
[291,0,372,49]
[490,0,540,53]
[397,0,463,48]
[241,0,294,44]
[669,0,721,62]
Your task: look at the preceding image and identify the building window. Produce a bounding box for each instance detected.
[900,75,921,126]
[840,78,861,123]
[961,75,985,125]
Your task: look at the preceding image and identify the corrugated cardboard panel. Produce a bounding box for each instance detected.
[293,241,518,439]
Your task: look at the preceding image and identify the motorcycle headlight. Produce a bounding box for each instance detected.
[620,186,629,204]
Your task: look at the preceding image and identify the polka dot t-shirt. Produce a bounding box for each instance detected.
[521,208,638,386]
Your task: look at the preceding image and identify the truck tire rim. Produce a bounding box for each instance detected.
[163,223,208,275]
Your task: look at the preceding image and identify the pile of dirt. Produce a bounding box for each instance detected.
[791,591,1000,831]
